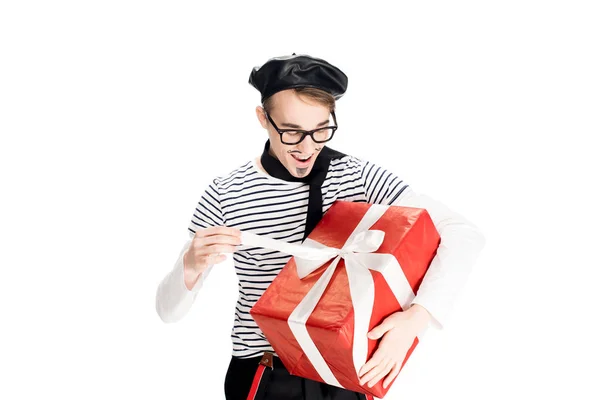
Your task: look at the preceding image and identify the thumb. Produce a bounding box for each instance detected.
[368,319,394,340]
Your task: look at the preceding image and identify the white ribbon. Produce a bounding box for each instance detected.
[241,204,418,388]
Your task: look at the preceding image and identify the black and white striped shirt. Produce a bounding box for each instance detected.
[187,155,409,359]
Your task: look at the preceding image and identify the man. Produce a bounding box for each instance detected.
[155,54,486,400]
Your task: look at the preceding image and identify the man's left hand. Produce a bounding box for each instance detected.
[358,304,431,389]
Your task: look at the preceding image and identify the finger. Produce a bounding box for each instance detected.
[358,357,380,378]
[196,226,241,238]
[367,359,394,388]
[196,244,237,256]
[359,357,391,386]
[359,350,384,377]
[368,320,393,340]
[194,234,242,247]
[382,362,402,389]
[359,346,387,377]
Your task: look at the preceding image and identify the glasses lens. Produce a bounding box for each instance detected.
[281,128,335,144]
[281,131,305,144]
[313,128,334,142]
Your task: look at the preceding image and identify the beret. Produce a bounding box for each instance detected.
[248,53,348,103]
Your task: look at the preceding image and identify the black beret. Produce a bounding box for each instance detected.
[248,53,348,103]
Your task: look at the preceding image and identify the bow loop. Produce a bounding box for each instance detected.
[343,230,385,253]
[294,229,385,279]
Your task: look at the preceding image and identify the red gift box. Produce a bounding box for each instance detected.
[248,200,440,398]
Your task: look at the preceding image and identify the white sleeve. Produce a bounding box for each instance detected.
[155,239,215,323]
[391,186,487,330]
[155,178,223,323]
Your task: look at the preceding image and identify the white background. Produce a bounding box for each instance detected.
[1,1,599,399]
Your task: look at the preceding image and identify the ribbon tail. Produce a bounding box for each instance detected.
[241,231,337,278]
[345,256,376,380]
[288,256,343,388]
[240,231,324,258]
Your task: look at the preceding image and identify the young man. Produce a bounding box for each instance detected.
[155,54,486,400]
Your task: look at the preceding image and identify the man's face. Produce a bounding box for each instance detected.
[257,90,333,178]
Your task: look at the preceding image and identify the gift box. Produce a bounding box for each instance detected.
[247,200,440,398]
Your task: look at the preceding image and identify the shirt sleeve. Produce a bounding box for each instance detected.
[390,185,486,331]
[188,178,225,237]
[155,179,224,323]
[359,159,410,205]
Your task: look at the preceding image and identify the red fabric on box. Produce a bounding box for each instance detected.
[250,201,440,398]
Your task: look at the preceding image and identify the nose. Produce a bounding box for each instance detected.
[297,134,317,154]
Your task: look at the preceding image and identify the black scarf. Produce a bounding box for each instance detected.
[260,140,347,241]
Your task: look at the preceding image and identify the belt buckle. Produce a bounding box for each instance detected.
[259,351,274,369]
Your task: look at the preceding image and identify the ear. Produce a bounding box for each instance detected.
[256,106,268,129]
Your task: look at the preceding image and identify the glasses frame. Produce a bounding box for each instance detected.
[264,110,338,145]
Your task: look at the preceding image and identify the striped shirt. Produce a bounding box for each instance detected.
[187,155,409,359]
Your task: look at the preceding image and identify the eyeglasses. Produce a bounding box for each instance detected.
[264,111,338,145]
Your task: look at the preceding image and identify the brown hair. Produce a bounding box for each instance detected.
[262,87,336,114]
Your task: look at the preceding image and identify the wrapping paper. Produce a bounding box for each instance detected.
[244,201,440,398]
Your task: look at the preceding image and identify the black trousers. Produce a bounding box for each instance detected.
[224,353,370,400]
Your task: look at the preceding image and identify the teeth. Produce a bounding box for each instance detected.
[296,155,311,161]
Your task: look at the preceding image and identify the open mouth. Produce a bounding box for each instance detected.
[291,153,313,167]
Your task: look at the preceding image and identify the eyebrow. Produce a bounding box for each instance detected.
[280,119,331,129]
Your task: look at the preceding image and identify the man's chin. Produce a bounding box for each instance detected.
[287,164,312,178]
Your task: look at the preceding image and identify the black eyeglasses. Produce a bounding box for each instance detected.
[264,111,338,145]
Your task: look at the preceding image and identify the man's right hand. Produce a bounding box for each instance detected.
[183,226,242,275]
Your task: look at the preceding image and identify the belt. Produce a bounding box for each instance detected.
[245,351,373,400]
